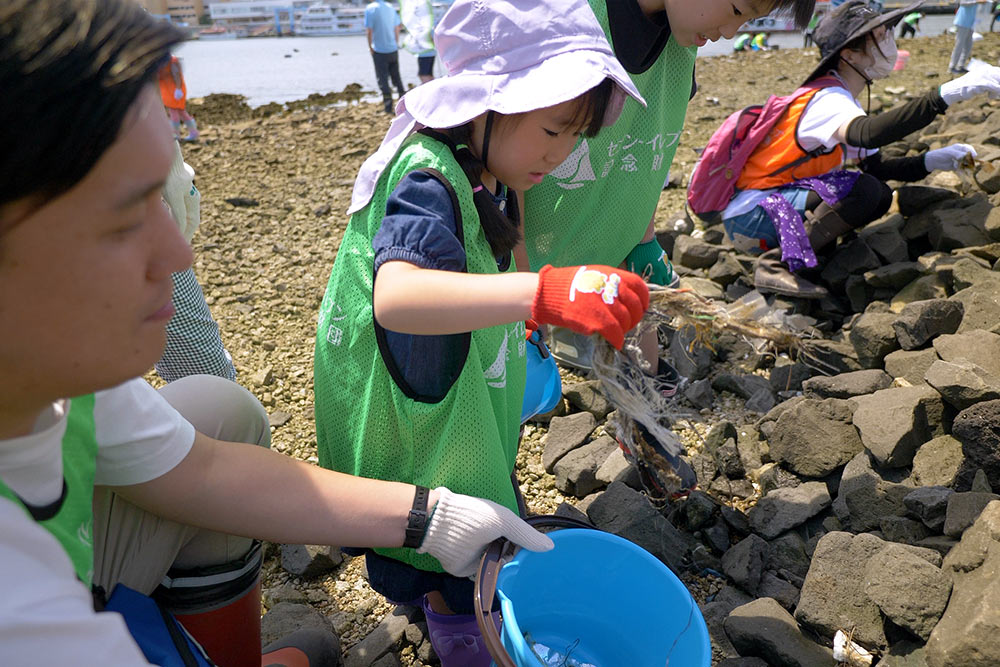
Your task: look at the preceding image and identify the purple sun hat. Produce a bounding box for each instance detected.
[348,0,644,214]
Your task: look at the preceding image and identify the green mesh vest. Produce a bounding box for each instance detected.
[523,0,696,270]
[0,394,98,586]
[314,133,526,572]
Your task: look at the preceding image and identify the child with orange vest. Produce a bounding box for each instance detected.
[158,55,199,141]
[719,1,1000,298]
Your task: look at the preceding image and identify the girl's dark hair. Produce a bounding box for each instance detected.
[770,0,818,31]
[444,78,615,258]
[0,0,184,210]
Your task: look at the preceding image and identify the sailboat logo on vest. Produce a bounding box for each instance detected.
[550,140,596,190]
[483,329,510,389]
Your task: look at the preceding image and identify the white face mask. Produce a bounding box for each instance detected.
[861,31,897,81]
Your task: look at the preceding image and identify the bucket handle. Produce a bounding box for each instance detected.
[474,515,599,667]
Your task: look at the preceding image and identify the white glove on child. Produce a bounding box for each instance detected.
[940,66,1000,105]
[174,88,184,101]
[417,487,554,577]
[924,143,977,172]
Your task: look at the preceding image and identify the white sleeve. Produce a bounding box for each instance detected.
[0,499,152,666]
[796,87,867,152]
[93,379,195,487]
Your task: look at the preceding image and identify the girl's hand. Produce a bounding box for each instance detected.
[925,143,976,172]
[530,264,649,349]
[417,488,553,577]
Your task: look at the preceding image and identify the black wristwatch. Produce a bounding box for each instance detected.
[402,485,430,548]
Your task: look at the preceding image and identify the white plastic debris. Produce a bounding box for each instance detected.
[833,629,874,666]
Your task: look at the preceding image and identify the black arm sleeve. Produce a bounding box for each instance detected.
[859,151,930,182]
[844,88,949,149]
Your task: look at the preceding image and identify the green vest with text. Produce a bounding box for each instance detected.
[314,133,526,572]
[523,0,696,270]
[0,394,98,586]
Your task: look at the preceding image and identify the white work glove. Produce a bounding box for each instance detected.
[162,141,201,242]
[924,143,977,172]
[417,487,554,577]
[173,88,184,101]
[940,65,1000,105]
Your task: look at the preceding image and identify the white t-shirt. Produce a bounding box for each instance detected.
[723,80,872,220]
[0,378,194,665]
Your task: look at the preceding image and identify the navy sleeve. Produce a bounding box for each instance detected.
[371,170,470,403]
[372,170,467,274]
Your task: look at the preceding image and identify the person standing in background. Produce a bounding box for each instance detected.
[400,0,443,84]
[950,0,982,75]
[366,0,407,113]
[158,55,199,141]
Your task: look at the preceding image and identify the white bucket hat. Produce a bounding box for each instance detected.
[348,0,645,214]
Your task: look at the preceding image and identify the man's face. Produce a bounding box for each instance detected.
[0,86,192,405]
[663,0,774,47]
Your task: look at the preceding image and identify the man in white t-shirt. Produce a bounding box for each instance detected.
[0,2,552,664]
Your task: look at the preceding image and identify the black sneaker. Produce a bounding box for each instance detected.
[617,418,697,500]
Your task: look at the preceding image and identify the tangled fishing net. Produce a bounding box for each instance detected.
[590,286,824,503]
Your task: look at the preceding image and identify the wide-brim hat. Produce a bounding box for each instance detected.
[348,0,645,214]
[803,0,924,84]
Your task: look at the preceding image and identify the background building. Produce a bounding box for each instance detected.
[134,0,207,25]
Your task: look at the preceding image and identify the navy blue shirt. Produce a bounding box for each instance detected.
[372,170,512,401]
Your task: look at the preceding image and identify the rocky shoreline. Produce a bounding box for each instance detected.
[176,33,1000,666]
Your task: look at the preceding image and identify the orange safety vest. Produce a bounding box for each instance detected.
[736,86,845,191]
[158,56,187,110]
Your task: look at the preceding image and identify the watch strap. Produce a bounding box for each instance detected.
[402,485,430,548]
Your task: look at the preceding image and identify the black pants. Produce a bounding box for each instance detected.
[372,50,405,105]
[804,172,893,231]
[900,23,916,39]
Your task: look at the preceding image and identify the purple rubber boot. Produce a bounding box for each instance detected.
[422,595,500,667]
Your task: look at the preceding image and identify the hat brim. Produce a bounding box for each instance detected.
[803,0,925,85]
[400,48,644,131]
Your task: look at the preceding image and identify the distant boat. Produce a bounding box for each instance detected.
[294,3,366,36]
[199,25,241,40]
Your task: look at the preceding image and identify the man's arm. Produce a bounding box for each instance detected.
[367,28,374,52]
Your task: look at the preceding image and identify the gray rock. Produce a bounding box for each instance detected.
[932,329,1000,376]
[927,194,993,251]
[853,385,945,468]
[952,399,1000,491]
[927,501,1000,667]
[800,338,863,374]
[864,543,952,640]
[343,607,410,667]
[715,438,746,479]
[594,446,634,486]
[767,532,812,580]
[897,185,958,217]
[280,544,343,579]
[884,348,940,385]
[972,468,994,493]
[717,659,770,667]
[712,372,773,400]
[950,282,1000,334]
[586,481,696,573]
[879,516,931,544]
[904,486,955,532]
[892,299,965,350]
[924,359,1000,410]
[943,491,1000,537]
[721,534,768,595]
[873,640,928,667]
[748,482,832,540]
[909,436,965,488]
[700,585,752,661]
[794,532,890,648]
[770,359,815,393]
[542,412,596,472]
[371,654,401,667]
[552,435,619,497]
[709,252,745,286]
[802,369,893,399]
[674,233,723,269]
[683,490,720,531]
[745,387,777,413]
[850,312,902,368]
[758,570,801,611]
[683,377,714,409]
[838,451,914,532]
[864,262,926,290]
[821,237,882,292]
[756,462,803,496]
[768,398,863,478]
[860,214,910,264]
[262,602,335,653]
[725,597,836,667]
[562,380,612,419]
[951,256,1000,291]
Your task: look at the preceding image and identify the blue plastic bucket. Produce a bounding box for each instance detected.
[520,330,562,424]
[493,529,711,666]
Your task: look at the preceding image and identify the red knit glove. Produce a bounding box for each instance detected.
[531,265,649,349]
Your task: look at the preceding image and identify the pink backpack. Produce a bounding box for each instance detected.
[687,76,840,222]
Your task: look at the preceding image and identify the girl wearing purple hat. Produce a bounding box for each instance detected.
[314,1,648,663]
